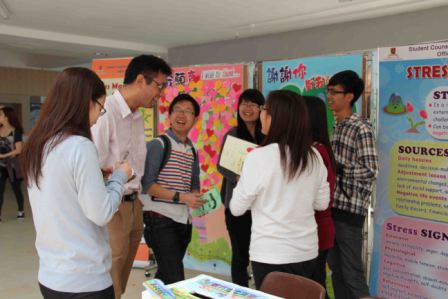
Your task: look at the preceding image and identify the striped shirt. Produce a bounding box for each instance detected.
[141,129,200,224]
[156,148,195,196]
[331,113,378,217]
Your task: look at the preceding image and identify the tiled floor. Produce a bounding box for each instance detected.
[0,184,233,299]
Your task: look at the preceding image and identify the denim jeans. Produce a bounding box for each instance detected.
[143,214,192,284]
[225,209,252,287]
[328,219,370,299]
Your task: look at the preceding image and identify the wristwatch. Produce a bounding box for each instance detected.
[172,191,180,203]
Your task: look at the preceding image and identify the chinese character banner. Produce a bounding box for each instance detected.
[261,54,363,132]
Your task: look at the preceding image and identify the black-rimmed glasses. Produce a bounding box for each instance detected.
[326,87,346,96]
[96,101,107,116]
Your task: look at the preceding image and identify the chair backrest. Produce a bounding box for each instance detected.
[260,272,326,299]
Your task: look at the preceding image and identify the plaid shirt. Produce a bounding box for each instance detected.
[331,114,378,216]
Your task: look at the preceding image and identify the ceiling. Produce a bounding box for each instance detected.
[0,0,446,69]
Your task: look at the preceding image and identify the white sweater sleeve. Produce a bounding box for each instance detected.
[230,152,263,216]
[313,159,330,211]
[73,140,126,226]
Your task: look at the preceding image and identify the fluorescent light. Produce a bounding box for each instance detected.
[0,0,10,19]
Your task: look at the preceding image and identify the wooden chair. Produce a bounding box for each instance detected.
[260,272,326,299]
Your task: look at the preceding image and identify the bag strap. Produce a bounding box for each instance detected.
[159,134,171,173]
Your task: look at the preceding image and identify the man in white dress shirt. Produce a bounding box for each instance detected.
[92,55,172,299]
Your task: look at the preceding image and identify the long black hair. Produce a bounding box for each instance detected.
[236,89,265,144]
[303,96,336,169]
[263,90,315,181]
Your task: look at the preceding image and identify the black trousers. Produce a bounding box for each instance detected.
[143,214,192,285]
[0,166,24,215]
[39,284,114,299]
[251,258,318,290]
[225,209,252,287]
[309,250,330,299]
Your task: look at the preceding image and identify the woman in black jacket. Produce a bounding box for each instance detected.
[217,89,265,287]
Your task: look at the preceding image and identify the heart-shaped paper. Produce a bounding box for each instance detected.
[232,83,242,92]
[206,128,214,137]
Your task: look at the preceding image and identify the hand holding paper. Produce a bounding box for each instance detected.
[191,188,222,217]
[181,192,206,209]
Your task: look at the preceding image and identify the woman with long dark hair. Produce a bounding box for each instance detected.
[217,89,265,287]
[21,67,133,299]
[0,106,25,221]
[304,95,336,298]
[230,90,330,289]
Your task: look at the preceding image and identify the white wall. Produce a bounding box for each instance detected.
[168,5,448,66]
[0,49,28,69]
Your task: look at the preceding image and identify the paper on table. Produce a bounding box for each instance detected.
[191,188,222,217]
[219,135,257,175]
[169,274,283,299]
[142,279,175,299]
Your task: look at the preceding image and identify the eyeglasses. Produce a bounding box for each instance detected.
[326,87,346,96]
[96,101,107,116]
[151,78,168,91]
[259,105,268,111]
[143,75,168,91]
[172,109,195,116]
[240,102,260,109]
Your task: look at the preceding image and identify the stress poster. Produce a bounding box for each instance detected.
[370,41,448,299]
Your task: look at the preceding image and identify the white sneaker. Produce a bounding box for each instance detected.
[17,211,25,218]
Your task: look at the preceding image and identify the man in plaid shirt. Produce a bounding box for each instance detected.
[326,70,379,299]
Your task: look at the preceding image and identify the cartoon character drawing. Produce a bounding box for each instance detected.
[384,93,406,114]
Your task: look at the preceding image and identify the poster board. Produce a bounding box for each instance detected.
[159,64,247,275]
[370,41,448,299]
[261,54,364,134]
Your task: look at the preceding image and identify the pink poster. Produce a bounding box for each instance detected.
[379,216,448,299]
[158,64,245,274]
